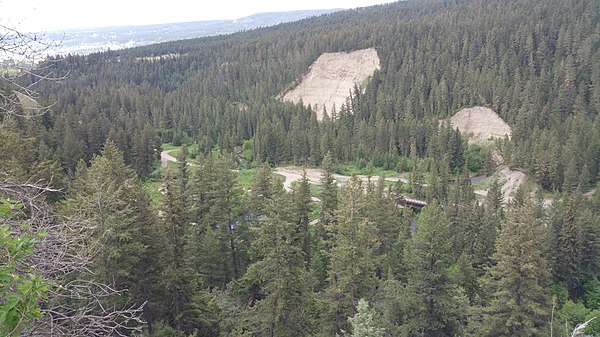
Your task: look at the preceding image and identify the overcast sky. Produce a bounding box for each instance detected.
[0,0,394,32]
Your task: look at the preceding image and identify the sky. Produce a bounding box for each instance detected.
[0,0,394,32]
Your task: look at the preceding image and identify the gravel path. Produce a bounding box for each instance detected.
[160,150,177,168]
[274,166,406,192]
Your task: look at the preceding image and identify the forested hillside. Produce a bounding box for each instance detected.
[2,0,600,336]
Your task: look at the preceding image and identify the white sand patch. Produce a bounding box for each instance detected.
[281,48,380,120]
[496,167,527,203]
[448,106,511,144]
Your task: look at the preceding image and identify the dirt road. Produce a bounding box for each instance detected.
[274,166,406,191]
[160,152,406,192]
[161,150,177,168]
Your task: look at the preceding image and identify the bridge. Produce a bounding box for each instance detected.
[396,196,427,210]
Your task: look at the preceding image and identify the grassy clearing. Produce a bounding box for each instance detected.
[309,184,324,199]
[143,179,163,205]
[236,169,256,190]
[161,143,179,151]
[273,173,286,186]
[335,163,399,178]
[161,143,200,157]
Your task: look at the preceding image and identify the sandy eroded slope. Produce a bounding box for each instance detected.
[281,48,380,120]
[448,106,511,144]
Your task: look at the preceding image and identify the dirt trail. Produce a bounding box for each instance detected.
[274,166,405,192]
[160,151,405,192]
[281,48,380,120]
[161,150,177,168]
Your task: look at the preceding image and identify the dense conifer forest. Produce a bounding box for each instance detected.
[2,0,600,335]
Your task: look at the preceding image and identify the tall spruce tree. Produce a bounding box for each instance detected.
[472,198,551,337]
[322,176,379,335]
[293,170,313,269]
[159,171,221,336]
[313,152,338,286]
[556,195,584,299]
[242,182,314,336]
[61,142,152,310]
[402,202,465,337]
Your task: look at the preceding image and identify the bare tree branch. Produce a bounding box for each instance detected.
[0,179,145,336]
[1,23,67,117]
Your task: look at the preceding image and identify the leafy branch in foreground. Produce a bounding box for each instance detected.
[0,178,145,336]
[0,199,49,337]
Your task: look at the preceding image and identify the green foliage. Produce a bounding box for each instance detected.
[555,196,584,299]
[5,0,600,334]
[347,299,385,337]
[0,200,49,337]
[557,300,589,334]
[241,139,254,162]
[472,199,552,337]
[335,162,399,178]
[240,179,315,336]
[584,311,600,335]
[585,280,600,311]
[402,203,465,337]
[322,176,380,335]
[61,142,161,332]
[465,144,490,173]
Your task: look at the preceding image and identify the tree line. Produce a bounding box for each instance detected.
[8,0,595,192]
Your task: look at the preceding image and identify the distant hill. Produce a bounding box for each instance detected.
[40,9,342,56]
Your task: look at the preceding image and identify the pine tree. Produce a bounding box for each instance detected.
[402,203,464,337]
[61,141,164,330]
[293,170,312,268]
[208,156,243,279]
[347,299,385,337]
[556,196,583,299]
[160,171,195,328]
[320,152,338,227]
[323,176,379,335]
[364,174,402,277]
[249,162,273,216]
[313,152,338,286]
[61,142,147,302]
[472,198,551,337]
[473,194,501,274]
[190,155,245,283]
[159,171,221,335]
[242,186,314,336]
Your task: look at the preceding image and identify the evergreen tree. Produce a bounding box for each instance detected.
[248,162,273,216]
[556,195,584,299]
[347,299,385,337]
[402,203,465,337]
[472,198,551,337]
[293,170,313,268]
[323,176,379,335]
[242,184,314,336]
[159,171,221,335]
[61,142,150,305]
[364,174,402,277]
[313,152,338,286]
[320,152,338,227]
